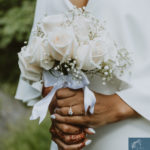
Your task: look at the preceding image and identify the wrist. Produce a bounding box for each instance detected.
[115,94,140,119]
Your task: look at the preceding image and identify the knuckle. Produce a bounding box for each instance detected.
[77,96,83,103]
[81,105,85,114]
[84,117,90,125]
[62,125,70,133]
[79,90,84,96]
[57,108,63,114]
[64,117,69,123]
[57,100,63,107]
[56,89,64,98]
[116,107,127,120]
[62,108,67,115]
[64,136,70,143]
[63,145,68,150]
[78,95,84,103]
[56,91,62,98]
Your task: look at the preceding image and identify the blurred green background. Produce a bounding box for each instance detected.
[0,0,51,149]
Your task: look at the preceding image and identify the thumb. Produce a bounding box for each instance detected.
[42,86,53,97]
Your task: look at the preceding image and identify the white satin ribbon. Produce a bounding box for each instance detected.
[30,70,96,124]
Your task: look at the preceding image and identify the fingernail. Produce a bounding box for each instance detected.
[50,115,56,119]
[85,140,92,146]
[88,128,96,134]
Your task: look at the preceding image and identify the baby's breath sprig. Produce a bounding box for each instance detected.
[115,48,133,76]
[52,58,83,80]
[32,23,45,38]
[98,62,114,85]
[83,61,114,85]
[64,7,105,41]
[24,41,28,45]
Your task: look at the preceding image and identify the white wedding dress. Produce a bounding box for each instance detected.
[15,0,150,150]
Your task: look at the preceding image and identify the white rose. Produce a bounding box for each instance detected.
[75,44,91,70]
[103,39,117,62]
[18,37,55,81]
[48,27,77,61]
[41,14,65,34]
[73,16,90,42]
[75,38,116,70]
[18,46,42,82]
[75,44,101,70]
[29,37,54,70]
[28,37,43,66]
[90,39,109,64]
[97,33,118,62]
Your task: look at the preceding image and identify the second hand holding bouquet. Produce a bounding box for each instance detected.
[18,7,132,124]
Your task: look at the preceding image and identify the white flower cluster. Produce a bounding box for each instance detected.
[53,58,83,79]
[18,7,132,84]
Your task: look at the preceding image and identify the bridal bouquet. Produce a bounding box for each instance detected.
[18,7,132,123]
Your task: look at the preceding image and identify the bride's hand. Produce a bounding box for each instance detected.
[51,88,139,128]
[43,87,90,149]
[50,122,94,150]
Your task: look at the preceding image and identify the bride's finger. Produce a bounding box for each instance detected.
[56,96,84,108]
[56,88,76,99]
[84,128,96,135]
[55,122,82,134]
[51,114,89,126]
[55,104,85,116]
[54,127,86,144]
[52,137,92,150]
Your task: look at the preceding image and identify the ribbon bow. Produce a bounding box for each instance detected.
[30,70,96,124]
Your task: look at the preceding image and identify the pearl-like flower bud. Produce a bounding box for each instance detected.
[104,66,109,70]
[104,72,108,76]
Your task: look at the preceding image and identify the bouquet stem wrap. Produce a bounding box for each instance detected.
[30,70,96,124]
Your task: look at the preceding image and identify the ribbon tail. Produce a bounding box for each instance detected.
[30,86,58,124]
[83,86,96,114]
[51,141,58,150]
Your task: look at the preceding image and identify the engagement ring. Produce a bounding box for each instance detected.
[68,106,73,116]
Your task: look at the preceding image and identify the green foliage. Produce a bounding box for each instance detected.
[1,117,51,150]
[0,0,36,48]
[0,0,36,88]
[0,1,52,150]
[0,82,17,96]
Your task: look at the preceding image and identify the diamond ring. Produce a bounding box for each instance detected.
[68,106,73,116]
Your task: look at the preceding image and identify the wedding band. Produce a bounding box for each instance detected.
[68,106,73,116]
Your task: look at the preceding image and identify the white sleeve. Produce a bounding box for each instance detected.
[15,0,47,105]
[32,0,48,29]
[116,61,150,121]
[104,0,150,122]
